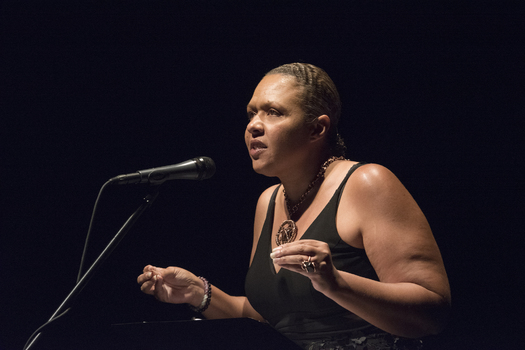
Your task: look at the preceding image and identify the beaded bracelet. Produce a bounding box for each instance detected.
[189,276,212,313]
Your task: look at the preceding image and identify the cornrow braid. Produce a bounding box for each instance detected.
[265,63,346,157]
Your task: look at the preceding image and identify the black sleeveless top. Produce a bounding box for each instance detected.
[245,163,381,343]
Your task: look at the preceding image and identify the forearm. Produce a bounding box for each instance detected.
[321,271,450,338]
[195,284,264,321]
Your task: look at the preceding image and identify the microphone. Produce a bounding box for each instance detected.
[109,156,216,185]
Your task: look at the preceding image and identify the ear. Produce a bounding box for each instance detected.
[310,115,330,142]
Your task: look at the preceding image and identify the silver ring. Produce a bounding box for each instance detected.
[301,256,317,273]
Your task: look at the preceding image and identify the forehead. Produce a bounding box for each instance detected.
[248,74,303,108]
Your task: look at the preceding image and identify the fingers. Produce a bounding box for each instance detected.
[139,274,156,294]
[138,265,162,295]
[137,270,149,281]
[142,265,158,274]
[270,240,330,274]
[272,253,313,270]
[271,240,326,259]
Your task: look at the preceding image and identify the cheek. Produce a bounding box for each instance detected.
[280,126,309,147]
[244,129,250,146]
[271,133,303,155]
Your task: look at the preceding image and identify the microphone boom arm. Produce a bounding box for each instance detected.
[24,187,160,350]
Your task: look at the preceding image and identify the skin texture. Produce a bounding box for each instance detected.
[137,73,451,338]
[245,74,329,183]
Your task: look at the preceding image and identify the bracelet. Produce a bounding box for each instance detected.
[189,276,211,313]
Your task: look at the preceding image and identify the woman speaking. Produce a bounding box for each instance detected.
[137,63,451,349]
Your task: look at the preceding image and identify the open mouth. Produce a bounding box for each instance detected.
[251,140,267,150]
[250,140,267,157]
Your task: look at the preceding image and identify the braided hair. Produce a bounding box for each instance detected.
[265,63,347,157]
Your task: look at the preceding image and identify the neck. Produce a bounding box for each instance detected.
[281,152,335,204]
[280,161,324,203]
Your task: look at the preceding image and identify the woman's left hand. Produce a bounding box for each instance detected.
[270,239,340,293]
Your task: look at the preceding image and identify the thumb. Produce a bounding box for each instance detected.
[154,273,164,287]
[153,274,164,300]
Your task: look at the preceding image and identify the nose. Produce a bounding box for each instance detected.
[246,114,264,136]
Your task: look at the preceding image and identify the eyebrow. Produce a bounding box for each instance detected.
[247,100,286,111]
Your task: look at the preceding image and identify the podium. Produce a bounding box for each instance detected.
[34,318,302,349]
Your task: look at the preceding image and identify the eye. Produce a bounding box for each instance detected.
[247,110,256,121]
[267,108,281,116]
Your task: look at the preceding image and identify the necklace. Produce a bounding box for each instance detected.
[275,156,344,246]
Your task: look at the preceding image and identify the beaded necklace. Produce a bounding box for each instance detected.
[275,156,344,246]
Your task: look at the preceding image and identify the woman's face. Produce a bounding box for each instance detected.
[245,74,312,177]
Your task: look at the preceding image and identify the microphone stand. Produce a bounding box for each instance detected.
[24,187,160,350]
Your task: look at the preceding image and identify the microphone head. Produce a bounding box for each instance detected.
[194,156,216,180]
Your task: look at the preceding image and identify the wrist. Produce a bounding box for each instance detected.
[188,277,205,307]
[314,268,343,295]
[189,276,212,313]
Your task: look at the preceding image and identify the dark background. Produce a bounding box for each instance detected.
[1,1,523,349]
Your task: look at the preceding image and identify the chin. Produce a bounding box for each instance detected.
[251,160,275,177]
[251,163,265,175]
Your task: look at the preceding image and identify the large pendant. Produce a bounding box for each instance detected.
[276,219,298,246]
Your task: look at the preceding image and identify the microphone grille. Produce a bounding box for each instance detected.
[195,156,216,180]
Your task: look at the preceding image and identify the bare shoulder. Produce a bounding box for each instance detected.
[342,163,450,300]
[348,163,404,193]
[343,163,418,214]
[337,163,408,248]
[254,184,280,232]
[343,162,425,226]
[255,184,280,215]
[249,184,279,265]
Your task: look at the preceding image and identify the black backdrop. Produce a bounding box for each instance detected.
[1,1,523,349]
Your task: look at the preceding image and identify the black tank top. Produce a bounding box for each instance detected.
[245,163,380,342]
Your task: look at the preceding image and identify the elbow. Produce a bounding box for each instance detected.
[411,296,452,338]
[427,298,451,335]
[393,296,451,339]
[396,317,448,339]
[419,315,448,338]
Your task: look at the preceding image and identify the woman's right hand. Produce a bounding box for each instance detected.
[137,265,204,307]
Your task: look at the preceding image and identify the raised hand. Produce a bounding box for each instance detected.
[270,239,339,293]
[137,265,204,307]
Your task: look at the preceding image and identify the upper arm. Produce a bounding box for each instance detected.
[249,185,278,265]
[342,164,450,301]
